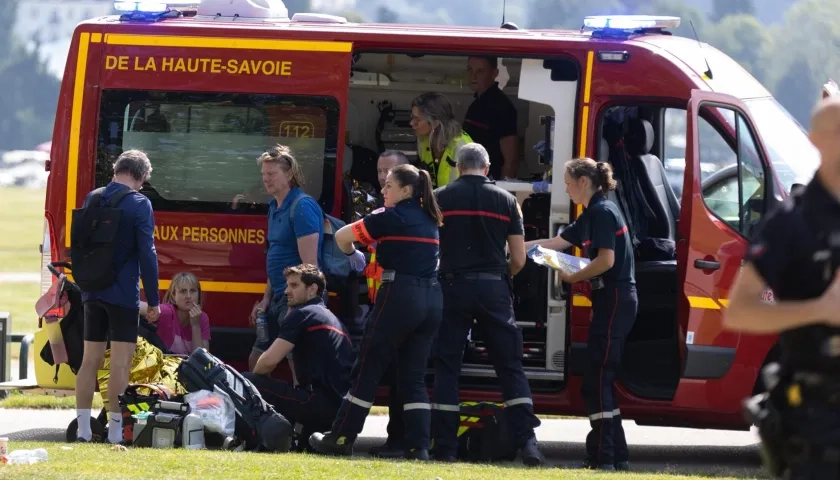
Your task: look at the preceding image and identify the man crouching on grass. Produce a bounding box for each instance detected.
[243,264,355,448]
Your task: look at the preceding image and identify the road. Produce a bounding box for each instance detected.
[0,409,766,477]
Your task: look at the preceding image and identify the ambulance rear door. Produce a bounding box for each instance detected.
[86,30,353,367]
[673,89,776,410]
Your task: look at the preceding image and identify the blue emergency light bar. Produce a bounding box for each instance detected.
[583,15,680,31]
[114,1,201,13]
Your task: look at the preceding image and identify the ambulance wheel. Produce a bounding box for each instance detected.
[66,417,105,443]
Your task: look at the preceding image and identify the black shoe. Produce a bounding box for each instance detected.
[404,448,430,461]
[615,461,630,471]
[520,438,545,466]
[369,441,405,458]
[308,431,354,456]
[75,437,91,444]
[580,458,616,471]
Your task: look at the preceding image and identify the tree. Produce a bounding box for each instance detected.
[376,6,400,23]
[340,11,367,23]
[635,0,710,38]
[707,14,772,84]
[283,0,310,15]
[528,0,626,29]
[711,0,755,22]
[765,0,840,124]
[0,0,61,150]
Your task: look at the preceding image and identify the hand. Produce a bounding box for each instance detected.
[819,270,840,325]
[527,244,541,258]
[232,194,247,209]
[189,304,203,326]
[558,269,575,284]
[146,305,161,323]
[249,299,268,327]
[346,249,367,273]
[533,180,550,193]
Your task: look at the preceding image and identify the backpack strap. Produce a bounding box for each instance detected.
[106,187,135,208]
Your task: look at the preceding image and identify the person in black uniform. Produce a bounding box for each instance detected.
[369,149,411,458]
[725,98,840,479]
[431,142,545,466]
[524,157,636,471]
[309,164,444,460]
[463,56,519,180]
[243,264,355,448]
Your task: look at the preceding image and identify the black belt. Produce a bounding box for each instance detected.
[439,272,504,281]
[380,270,438,285]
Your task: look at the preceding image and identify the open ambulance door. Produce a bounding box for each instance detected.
[672,89,774,410]
[514,57,580,384]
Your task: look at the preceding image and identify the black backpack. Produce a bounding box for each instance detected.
[455,401,518,462]
[69,187,134,292]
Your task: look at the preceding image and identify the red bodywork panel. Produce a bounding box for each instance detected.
[44,17,780,430]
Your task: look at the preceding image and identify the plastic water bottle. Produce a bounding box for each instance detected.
[44,316,68,365]
[2,448,48,465]
[255,310,268,344]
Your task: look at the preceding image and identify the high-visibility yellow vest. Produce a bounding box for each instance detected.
[418,131,473,188]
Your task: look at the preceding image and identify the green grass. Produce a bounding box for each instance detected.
[0,187,45,362]
[0,281,41,337]
[0,392,104,410]
[0,441,758,480]
[0,187,44,273]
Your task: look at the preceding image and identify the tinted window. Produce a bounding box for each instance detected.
[96,91,340,214]
[697,106,767,239]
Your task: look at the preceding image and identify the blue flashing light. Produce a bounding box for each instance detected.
[583,15,680,31]
[114,1,200,13]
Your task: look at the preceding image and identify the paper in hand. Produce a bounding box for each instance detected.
[528,245,590,274]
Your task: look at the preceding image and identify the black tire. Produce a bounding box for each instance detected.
[66,416,105,443]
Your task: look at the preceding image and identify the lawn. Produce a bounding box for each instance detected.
[0,441,759,480]
[0,187,43,274]
[0,187,44,363]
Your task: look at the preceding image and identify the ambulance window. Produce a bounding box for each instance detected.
[696,107,767,238]
[95,91,340,215]
[663,108,736,186]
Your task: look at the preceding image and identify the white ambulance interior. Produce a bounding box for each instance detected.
[343,52,579,393]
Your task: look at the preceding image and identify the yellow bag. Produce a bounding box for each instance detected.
[97,337,186,410]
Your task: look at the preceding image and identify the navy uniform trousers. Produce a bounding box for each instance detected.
[330,274,442,450]
[583,284,638,466]
[431,274,541,456]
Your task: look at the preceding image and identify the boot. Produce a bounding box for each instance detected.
[369,439,405,458]
[520,437,545,466]
[581,457,616,471]
[308,431,354,456]
[615,461,630,471]
[404,448,430,461]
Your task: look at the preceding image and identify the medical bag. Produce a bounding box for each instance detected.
[176,348,293,452]
[454,401,518,462]
[117,383,177,444]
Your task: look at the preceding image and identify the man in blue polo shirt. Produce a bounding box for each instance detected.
[248,144,324,371]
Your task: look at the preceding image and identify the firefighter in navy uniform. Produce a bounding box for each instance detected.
[725,98,840,480]
[431,142,545,466]
[525,157,636,471]
[310,164,444,460]
[366,150,411,458]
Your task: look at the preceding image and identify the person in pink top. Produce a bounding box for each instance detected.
[140,272,210,355]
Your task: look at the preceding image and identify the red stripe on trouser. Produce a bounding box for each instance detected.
[336,283,392,433]
[596,288,618,462]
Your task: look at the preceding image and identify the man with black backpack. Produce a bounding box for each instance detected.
[72,150,160,445]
